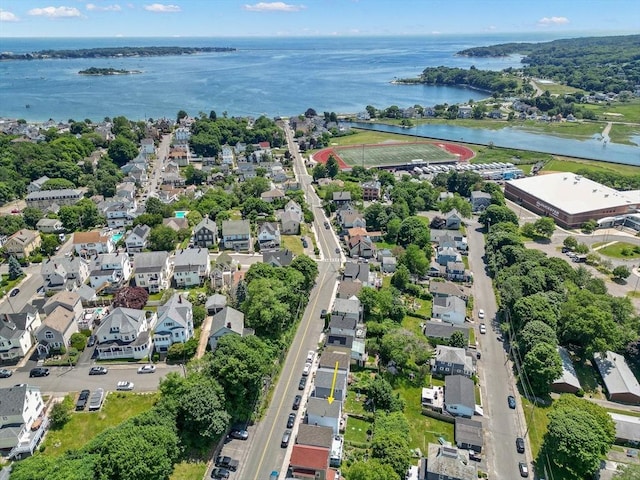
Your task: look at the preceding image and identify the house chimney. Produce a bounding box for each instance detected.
[178,295,182,303]
[226,322,231,328]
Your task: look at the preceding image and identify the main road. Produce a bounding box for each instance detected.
[216,123,343,480]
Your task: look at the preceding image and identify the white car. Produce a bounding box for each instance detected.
[137,365,156,374]
[116,381,134,391]
[478,309,485,319]
[306,350,315,363]
[302,363,312,376]
[479,323,487,334]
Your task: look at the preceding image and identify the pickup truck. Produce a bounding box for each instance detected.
[214,456,239,471]
[75,389,90,411]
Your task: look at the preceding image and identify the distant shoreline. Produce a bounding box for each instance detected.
[0,46,235,61]
[79,67,142,76]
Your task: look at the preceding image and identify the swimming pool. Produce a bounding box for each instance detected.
[112,233,123,243]
[175,211,188,219]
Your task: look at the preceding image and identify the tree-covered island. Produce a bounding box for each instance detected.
[79,67,142,76]
[0,46,235,60]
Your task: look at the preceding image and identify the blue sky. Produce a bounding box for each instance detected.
[0,0,639,37]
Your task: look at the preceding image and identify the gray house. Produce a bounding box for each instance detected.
[552,346,582,394]
[470,191,492,212]
[423,443,477,480]
[455,417,483,453]
[193,216,219,248]
[263,248,294,267]
[35,307,78,356]
[444,375,475,418]
[222,220,251,251]
[313,370,347,402]
[432,346,475,378]
[208,307,252,351]
[594,351,640,404]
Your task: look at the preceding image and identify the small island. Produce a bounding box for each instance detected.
[79,67,142,76]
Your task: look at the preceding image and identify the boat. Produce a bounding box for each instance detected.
[25,104,31,108]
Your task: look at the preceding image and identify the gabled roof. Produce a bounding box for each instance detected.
[329,314,357,331]
[445,375,475,409]
[332,191,351,201]
[7,229,39,246]
[44,291,81,314]
[594,351,640,398]
[333,297,361,315]
[424,321,470,341]
[126,224,151,242]
[260,188,285,198]
[157,294,192,330]
[163,217,189,231]
[289,445,329,471]
[173,248,209,270]
[132,251,170,272]
[26,188,82,200]
[426,443,476,480]
[318,346,351,370]
[336,280,362,299]
[263,249,293,267]
[40,306,75,334]
[0,384,34,417]
[205,294,227,310]
[433,296,466,315]
[343,261,369,283]
[194,216,218,234]
[436,345,470,366]
[222,219,250,236]
[306,396,341,418]
[211,307,245,335]
[455,417,484,448]
[553,346,582,390]
[96,307,146,337]
[296,424,334,448]
[73,230,109,244]
[315,370,347,390]
[429,281,466,298]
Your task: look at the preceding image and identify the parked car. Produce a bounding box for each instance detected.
[228,429,249,440]
[87,335,96,347]
[10,288,19,297]
[324,221,330,229]
[75,389,90,410]
[29,367,50,377]
[302,363,312,376]
[287,413,296,429]
[88,388,105,411]
[320,309,327,319]
[508,395,517,409]
[292,395,302,410]
[335,247,340,254]
[307,350,315,363]
[214,456,238,471]
[518,461,529,477]
[211,467,230,479]
[298,376,307,391]
[89,366,108,375]
[116,381,134,391]
[478,309,485,319]
[0,368,13,378]
[479,323,486,334]
[137,364,156,374]
[301,238,308,248]
[516,437,525,453]
[281,430,291,448]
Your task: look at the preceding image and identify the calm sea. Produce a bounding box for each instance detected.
[0,34,556,122]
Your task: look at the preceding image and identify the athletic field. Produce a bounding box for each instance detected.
[313,141,474,169]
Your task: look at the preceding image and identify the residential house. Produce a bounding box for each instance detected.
[35,218,63,234]
[593,351,640,404]
[432,296,466,325]
[89,252,132,291]
[329,314,358,339]
[27,176,49,193]
[173,248,211,287]
[318,347,352,374]
[470,191,492,212]
[260,188,285,203]
[348,235,375,259]
[25,189,83,210]
[205,294,227,315]
[257,222,281,249]
[423,321,470,344]
[278,210,301,235]
[4,229,41,259]
[133,251,172,293]
[445,209,462,230]
[306,397,342,435]
[103,199,138,228]
[140,138,155,155]
[342,261,370,286]
[263,248,294,267]
[43,291,83,320]
[0,385,47,459]
[115,182,136,202]
[362,180,382,201]
[208,306,251,351]
[444,375,476,418]
[446,261,468,282]
[437,247,461,267]
[0,309,41,362]
[325,334,365,366]
[432,346,475,378]
[421,385,444,413]
[174,127,191,143]
[153,294,194,354]
[193,216,219,248]
[35,306,78,355]
[236,161,256,180]
[431,230,467,251]
[40,256,90,293]
[336,280,362,299]
[339,211,366,230]
[332,297,362,324]
[94,307,154,360]
[125,224,151,253]
[429,281,468,301]
[284,199,303,217]
[332,191,351,206]
[222,220,251,251]
[422,443,477,480]
[552,346,582,394]
[289,445,331,480]
[313,369,347,402]
[296,424,334,449]
[210,252,234,289]
[163,217,189,232]
[458,105,473,119]
[73,231,115,257]
[610,413,640,445]
[455,417,483,453]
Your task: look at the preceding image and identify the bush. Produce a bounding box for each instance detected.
[49,402,70,430]
[70,332,87,351]
[576,389,585,397]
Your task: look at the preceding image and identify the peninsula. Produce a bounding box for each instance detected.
[79,67,142,76]
[0,46,235,61]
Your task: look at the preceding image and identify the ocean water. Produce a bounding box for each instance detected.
[0,34,549,122]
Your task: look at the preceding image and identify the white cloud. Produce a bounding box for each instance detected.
[537,16,569,26]
[144,3,181,13]
[0,9,19,22]
[27,6,81,18]
[486,25,496,31]
[86,4,122,12]
[243,2,305,12]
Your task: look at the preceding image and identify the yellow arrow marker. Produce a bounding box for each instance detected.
[327,361,339,404]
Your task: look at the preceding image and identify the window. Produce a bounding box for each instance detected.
[45,331,54,339]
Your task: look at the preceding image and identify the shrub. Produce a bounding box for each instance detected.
[49,402,70,430]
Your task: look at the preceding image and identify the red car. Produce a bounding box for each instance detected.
[11,209,21,214]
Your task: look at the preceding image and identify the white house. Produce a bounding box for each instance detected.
[0,385,47,459]
[173,248,211,287]
[94,307,154,360]
[257,222,281,249]
[133,251,173,293]
[41,256,90,293]
[444,375,476,418]
[153,294,194,353]
[35,218,64,234]
[432,296,467,325]
[306,397,342,435]
[73,231,115,257]
[89,252,133,290]
[0,309,41,361]
[141,138,155,155]
[125,224,151,253]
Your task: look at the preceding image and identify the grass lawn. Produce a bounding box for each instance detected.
[514,120,603,140]
[609,123,640,145]
[344,390,367,416]
[392,377,454,452]
[344,416,371,445]
[402,314,425,337]
[282,235,304,256]
[593,241,640,259]
[471,145,554,164]
[169,461,208,480]
[572,358,603,397]
[582,99,640,123]
[44,392,158,456]
[521,398,552,459]
[606,407,640,418]
[0,274,25,295]
[541,157,640,176]
[382,276,391,289]
[532,80,584,96]
[327,129,423,147]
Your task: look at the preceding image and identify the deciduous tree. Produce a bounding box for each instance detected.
[523,342,562,395]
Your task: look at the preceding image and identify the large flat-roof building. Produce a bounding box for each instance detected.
[504,173,640,228]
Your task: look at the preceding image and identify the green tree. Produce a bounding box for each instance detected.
[523,342,563,395]
[145,197,174,218]
[479,204,519,228]
[399,244,430,276]
[563,235,578,250]
[367,376,404,412]
[133,213,163,228]
[581,219,598,234]
[438,195,472,218]
[449,331,466,348]
[518,320,557,356]
[290,254,319,291]
[192,305,206,328]
[8,255,23,280]
[41,178,76,190]
[22,207,44,229]
[49,401,71,429]
[107,136,138,166]
[312,163,327,181]
[346,460,400,480]
[148,225,178,251]
[390,264,410,291]
[371,412,412,477]
[40,234,61,256]
[533,216,556,237]
[326,155,339,178]
[612,265,631,280]
[397,216,430,249]
[176,110,188,122]
[70,332,87,351]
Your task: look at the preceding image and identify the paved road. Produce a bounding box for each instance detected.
[213,123,342,480]
[467,218,533,479]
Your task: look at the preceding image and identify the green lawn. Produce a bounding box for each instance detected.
[593,241,640,259]
[282,235,304,256]
[392,377,454,452]
[514,120,603,140]
[44,392,158,456]
[344,390,367,416]
[572,358,603,397]
[609,123,640,145]
[402,314,425,337]
[344,416,372,445]
[0,274,25,296]
[582,99,640,123]
[532,80,584,96]
[541,157,640,176]
[169,461,208,480]
[471,145,554,164]
[521,398,552,459]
